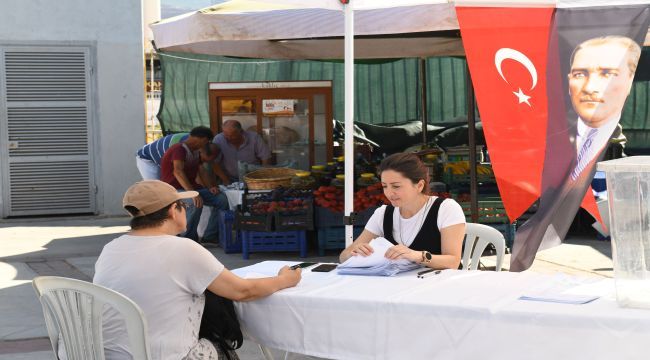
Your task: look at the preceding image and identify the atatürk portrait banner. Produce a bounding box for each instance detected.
[457,2,650,271]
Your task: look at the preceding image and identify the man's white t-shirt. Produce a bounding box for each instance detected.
[365,196,466,247]
[93,234,224,360]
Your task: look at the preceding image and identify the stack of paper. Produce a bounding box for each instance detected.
[337,237,420,276]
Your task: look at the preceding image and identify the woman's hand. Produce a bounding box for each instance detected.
[351,242,374,257]
[384,244,419,262]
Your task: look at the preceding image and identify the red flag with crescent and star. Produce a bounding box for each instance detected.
[456,6,554,222]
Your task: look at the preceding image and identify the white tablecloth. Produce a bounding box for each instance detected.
[232,261,650,360]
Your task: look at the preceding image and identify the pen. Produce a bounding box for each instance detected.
[418,270,441,278]
[417,268,436,276]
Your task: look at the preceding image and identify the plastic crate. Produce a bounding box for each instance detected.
[314,206,378,228]
[274,199,314,231]
[458,199,509,224]
[241,188,313,213]
[218,210,242,253]
[234,208,274,231]
[240,191,271,213]
[317,226,364,256]
[444,172,496,185]
[241,230,307,259]
[445,145,484,162]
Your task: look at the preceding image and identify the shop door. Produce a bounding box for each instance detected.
[0,46,96,217]
[209,81,333,171]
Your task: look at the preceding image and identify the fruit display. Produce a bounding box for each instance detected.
[244,187,312,215]
[354,183,390,211]
[444,161,493,175]
[313,186,344,213]
[249,198,310,215]
[313,182,389,213]
[290,171,317,190]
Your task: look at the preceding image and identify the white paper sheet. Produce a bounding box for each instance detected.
[518,293,599,305]
[338,237,395,268]
[337,237,418,276]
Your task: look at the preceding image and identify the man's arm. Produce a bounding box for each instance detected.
[210,161,231,185]
[197,164,215,188]
[207,266,301,302]
[173,159,203,207]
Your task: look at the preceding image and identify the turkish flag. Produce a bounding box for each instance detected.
[456,7,554,222]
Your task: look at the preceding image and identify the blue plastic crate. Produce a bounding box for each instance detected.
[317,226,364,256]
[241,230,307,259]
[314,206,378,228]
[218,210,242,253]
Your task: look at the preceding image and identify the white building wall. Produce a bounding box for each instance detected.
[0,0,145,216]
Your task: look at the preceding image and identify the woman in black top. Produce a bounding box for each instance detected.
[340,153,465,269]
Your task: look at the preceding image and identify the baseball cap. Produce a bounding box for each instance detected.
[122,180,198,217]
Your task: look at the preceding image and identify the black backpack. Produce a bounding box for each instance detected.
[199,291,244,357]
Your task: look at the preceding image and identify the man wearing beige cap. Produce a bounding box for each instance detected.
[92,180,301,360]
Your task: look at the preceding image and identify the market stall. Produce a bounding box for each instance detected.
[151,0,650,261]
[150,0,482,255]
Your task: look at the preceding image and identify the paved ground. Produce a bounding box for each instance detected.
[0,215,613,359]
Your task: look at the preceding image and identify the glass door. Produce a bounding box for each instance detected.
[209,81,333,170]
[218,97,258,132]
[261,98,310,169]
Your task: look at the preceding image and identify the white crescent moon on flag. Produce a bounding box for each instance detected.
[494,48,537,89]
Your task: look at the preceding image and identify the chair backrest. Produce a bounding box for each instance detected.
[32,276,151,360]
[462,223,506,271]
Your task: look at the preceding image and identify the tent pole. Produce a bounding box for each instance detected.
[420,57,428,145]
[149,49,155,141]
[344,1,355,247]
[466,62,479,223]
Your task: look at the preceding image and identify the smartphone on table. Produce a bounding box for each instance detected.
[311,264,338,272]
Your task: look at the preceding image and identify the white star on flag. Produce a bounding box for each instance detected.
[513,88,531,106]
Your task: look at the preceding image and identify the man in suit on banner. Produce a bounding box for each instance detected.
[568,36,640,182]
[511,34,642,271]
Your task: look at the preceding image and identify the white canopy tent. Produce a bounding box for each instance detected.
[151,0,650,246]
[151,0,463,59]
[151,0,650,60]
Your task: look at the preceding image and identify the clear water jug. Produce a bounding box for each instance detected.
[598,156,650,309]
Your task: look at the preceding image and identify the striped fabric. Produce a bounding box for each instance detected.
[136,133,188,166]
[571,128,598,181]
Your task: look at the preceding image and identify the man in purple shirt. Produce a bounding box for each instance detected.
[213,120,272,182]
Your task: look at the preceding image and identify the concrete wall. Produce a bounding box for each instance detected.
[0,0,145,216]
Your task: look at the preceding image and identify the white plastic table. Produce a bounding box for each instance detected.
[233,261,650,360]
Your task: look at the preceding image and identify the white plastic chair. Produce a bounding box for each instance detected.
[462,223,506,271]
[32,276,151,360]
